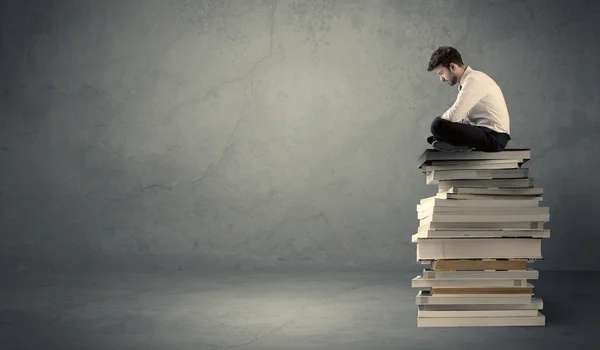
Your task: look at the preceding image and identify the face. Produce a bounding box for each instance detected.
[435,64,459,86]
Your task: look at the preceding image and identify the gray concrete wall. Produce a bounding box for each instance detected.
[1,0,599,272]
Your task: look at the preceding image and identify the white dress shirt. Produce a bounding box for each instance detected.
[441,66,511,135]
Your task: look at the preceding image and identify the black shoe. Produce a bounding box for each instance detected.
[432,140,473,152]
[427,136,435,144]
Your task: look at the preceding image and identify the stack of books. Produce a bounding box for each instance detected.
[411,148,550,327]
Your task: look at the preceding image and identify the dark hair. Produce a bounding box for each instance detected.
[427,46,464,71]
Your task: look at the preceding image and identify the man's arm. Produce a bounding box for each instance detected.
[441,75,486,122]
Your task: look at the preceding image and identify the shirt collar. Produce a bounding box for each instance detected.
[458,65,472,91]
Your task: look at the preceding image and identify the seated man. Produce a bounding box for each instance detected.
[426,46,511,152]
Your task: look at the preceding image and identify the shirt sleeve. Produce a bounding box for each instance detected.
[441,75,486,123]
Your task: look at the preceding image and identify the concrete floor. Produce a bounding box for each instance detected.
[1,269,598,350]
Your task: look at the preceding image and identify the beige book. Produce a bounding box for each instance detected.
[431,259,529,271]
[431,283,534,295]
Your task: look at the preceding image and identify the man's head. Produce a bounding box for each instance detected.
[427,46,466,87]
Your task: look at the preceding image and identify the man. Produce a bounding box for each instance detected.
[426,46,511,152]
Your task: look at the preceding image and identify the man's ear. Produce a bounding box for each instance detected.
[449,63,456,72]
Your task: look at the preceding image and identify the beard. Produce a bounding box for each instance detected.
[448,73,458,86]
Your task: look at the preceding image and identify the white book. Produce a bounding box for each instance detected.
[418,308,540,318]
[415,238,543,260]
[418,298,543,311]
[429,159,526,166]
[422,269,539,280]
[417,312,545,327]
[438,178,535,191]
[416,290,532,305]
[413,229,550,240]
[418,197,541,208]
[417,206,549,221]
[421,161,521,172]
[441,193,543,200]
[419,221,546,231]
[426,168,529,184]
[412,276,529,288]
[443,186,543,196]
[419,211,550,223]
[418,149,531,165]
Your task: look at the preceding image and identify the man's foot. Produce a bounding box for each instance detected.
[432,140,473,152]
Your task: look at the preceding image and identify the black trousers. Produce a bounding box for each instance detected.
[428,116,511,152]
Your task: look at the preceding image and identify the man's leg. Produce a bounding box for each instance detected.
[430,117,498,152]
[493,132,511,151]
[426,119,453,145]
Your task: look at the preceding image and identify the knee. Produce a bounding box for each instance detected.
[430,116,445,134]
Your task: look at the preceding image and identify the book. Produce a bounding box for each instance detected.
[417,149,532,166]
[414,238,543,260]
[417,313,545,327]
[412,148,549,327]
